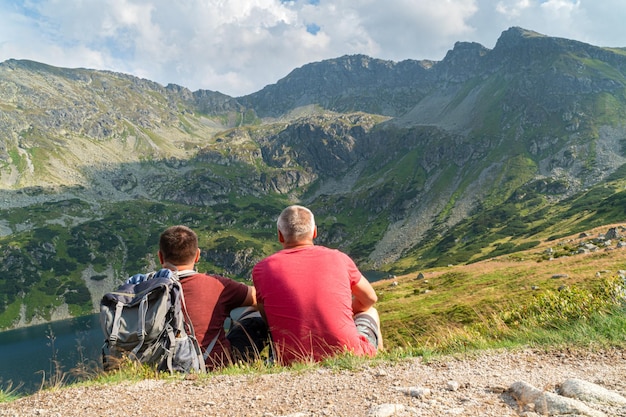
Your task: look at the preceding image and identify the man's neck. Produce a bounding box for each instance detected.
[163,262,196,271]
[282,241,314,250]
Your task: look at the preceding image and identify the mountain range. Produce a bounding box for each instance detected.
[1,26,626,329]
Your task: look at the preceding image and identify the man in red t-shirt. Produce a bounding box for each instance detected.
[157,225,268,369]
[252,205,382,365]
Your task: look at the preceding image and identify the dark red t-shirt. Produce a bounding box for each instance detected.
[180,272,249,369]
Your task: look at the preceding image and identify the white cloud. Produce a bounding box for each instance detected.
[0,0,625,96]
[492,0,582,36]
[287,0,479,61]
[495,0,532,17]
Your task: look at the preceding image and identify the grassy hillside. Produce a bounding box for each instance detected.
[0,197,288,328]
[376,223,626,353]
[2,169,626,330]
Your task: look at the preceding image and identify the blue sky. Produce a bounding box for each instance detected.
[1,0,624,96]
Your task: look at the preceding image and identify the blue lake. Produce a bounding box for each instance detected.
[0,314,103,395]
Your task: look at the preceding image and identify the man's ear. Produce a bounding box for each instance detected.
[158,250,165,265]
[313,226,318,239]
[278,230,285,243]
[194,248,201,263]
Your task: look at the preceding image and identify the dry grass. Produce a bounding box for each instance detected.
[373,223,626,350]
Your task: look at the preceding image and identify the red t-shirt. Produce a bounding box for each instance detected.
[252,245,376,365]
[180,272,249,369]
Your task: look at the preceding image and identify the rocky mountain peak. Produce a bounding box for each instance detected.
[436,41,489,81]
[488,26,608,70]
[493,26,546,49]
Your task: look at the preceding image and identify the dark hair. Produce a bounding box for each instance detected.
[159,225,198,265]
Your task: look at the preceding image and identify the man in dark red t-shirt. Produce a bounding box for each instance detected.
[158,225,268,369]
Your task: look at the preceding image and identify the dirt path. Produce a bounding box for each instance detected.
[2,348,626,416]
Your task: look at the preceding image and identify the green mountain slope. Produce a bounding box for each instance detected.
[1,27,626,329]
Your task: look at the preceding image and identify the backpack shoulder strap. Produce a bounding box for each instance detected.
[203,333,220,361]
[173,270,218,360]
[174,271,207,372]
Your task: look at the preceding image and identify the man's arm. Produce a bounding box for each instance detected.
[241,285,257,308]
[245,286,268,324]
[351,276,378,314]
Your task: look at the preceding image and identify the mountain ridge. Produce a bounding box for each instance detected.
[1,27,626,329]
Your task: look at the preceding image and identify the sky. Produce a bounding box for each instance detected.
[0,0,625,97]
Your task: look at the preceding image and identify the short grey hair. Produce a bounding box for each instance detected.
[277,205,315,242]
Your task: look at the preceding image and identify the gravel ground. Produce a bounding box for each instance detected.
[2,348,626,417]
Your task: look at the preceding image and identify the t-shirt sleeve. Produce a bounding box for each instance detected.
[214,274,250,309]
[342,252,362,287]
[251,259,268,302]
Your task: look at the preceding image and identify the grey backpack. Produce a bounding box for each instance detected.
[100,268,206,373]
